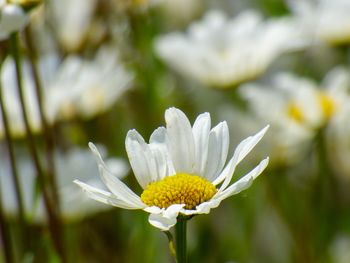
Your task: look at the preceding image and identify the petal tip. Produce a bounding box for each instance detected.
[88,142,98,152]
[73,179,81,186]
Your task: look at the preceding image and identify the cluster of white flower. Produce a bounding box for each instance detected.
[155,10,306,88]
[2,0,350,254]
[0,47,133,139]
[288,0,350,45]
[238,68,350,165]
[155,1,350,89]
[0,144,128,221]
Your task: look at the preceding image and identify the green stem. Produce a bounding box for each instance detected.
[0,59,27,255]
[9,32,66,262]
[23,25,61,209]
[164,231,177,261]
[313,128,338,259]
[175,220,187,263]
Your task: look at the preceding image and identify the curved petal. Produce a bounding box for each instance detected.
[147,204,185,231]
[88,144,139,201]
[181,199,221,216]
[149,127,175,179]
[148,213,177,231]
[98,165,146,208]
[213,125,269,189]
[165,107,195,173]
[163,204,186,218]
[144,206,163,214]
[89,142,116,175]
[125,130,157,188]
[73,180,142,209]
[203,121,229,182]
[215,157,269,200]
[192,112,211,175]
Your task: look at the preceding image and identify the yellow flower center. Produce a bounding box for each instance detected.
[317,92,336,120]
[141,173,217,210]
[287,103,304,123]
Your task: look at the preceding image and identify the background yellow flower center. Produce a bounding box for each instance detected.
[141,173,217,209]
[287,103,304,123]
[317,92,336,119]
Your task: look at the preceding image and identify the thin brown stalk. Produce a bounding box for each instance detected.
[0,59,28,256]
[23,25,61,209]
[9,32,66,262]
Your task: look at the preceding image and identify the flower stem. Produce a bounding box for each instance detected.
[314,128,338,254]
[175,220,187,263]
[9,32,66,262]
[0,59,28,255]
[23,25,61,209]
[164,231,177,261]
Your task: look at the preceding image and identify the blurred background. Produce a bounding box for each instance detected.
[1,0,350,262]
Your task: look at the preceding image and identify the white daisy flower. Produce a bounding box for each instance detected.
[288,0,350,45]
[0,2,28,40]
[74,107,269,231]
[155,10,306,88]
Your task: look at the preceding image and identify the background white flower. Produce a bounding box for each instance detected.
[0,145,128,221]
[45,46,134,121]
[75,107,269,231]
[0,2,28,40]
[239,68,350,164]
[155,10,306,88]
[47,0,97,52]
[0,56,42,139]
[288,0,350,45]
[0,46,133,139]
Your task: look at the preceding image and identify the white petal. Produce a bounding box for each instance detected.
[74,180,142,209]
[98,165,146,208]
[165,107,195,173]
[192,112,211,175]
[203,121,229,182]
[149,127,175,179]
[148,213,177,231]
[144,206,162,214]
[88,142,118,175]
[0,5,28,34]
[125,130,157,188]
[89,143,145,207]
[148,204,185,231]
[163,204,185,218]
[213,156,236,188]
[215,157,269,200]
[88,144,138,197]
[196,199,221,213]
[181,199,221,216]
[150,126,167,144]
[213,125,269,189]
